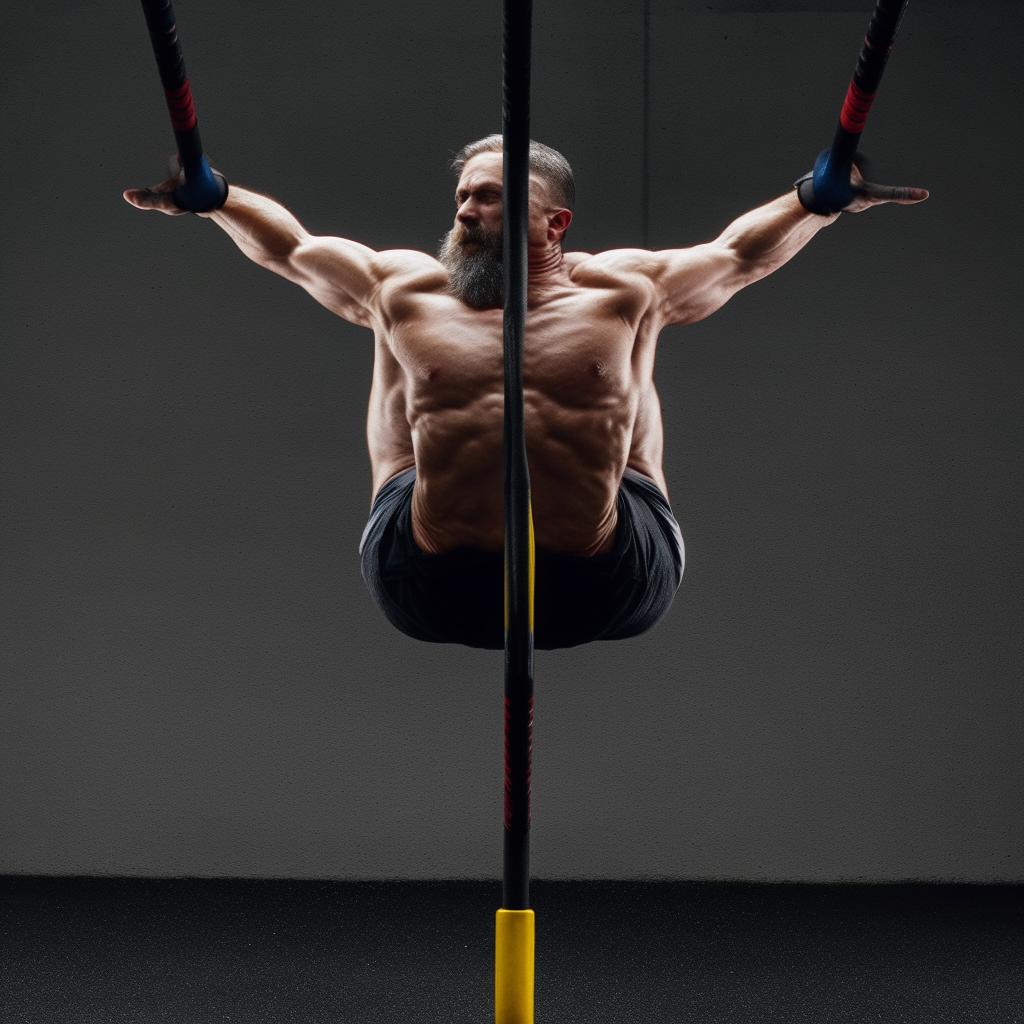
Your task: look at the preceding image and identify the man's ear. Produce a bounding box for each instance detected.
[548,209,573,243]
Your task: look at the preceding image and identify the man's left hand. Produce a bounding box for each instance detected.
[843,162,929,213]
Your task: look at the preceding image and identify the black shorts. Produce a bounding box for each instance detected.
[358,467,684,650]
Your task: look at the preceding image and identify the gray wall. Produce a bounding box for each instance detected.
[1,1,1020,881]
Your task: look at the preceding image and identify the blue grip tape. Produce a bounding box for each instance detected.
[172,155,229,213]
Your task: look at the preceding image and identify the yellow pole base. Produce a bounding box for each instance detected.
[495,908,535,1024]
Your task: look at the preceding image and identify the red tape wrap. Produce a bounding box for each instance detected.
[840,79,875,135]
[164,80,197,133]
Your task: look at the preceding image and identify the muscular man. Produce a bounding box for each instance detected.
[123,136,928,650]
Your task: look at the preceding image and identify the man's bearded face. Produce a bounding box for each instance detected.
[437,222,504,310]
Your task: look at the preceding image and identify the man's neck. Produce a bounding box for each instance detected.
[527,246,568,289]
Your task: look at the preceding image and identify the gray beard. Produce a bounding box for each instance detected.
[437,225,504,309]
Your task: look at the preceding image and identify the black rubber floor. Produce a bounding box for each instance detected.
[1,878,1021,1023]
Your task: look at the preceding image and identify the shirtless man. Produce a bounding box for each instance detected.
[123,136,928,650]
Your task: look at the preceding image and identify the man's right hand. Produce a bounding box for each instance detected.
[123,157,193,216]
[122,168,188,215]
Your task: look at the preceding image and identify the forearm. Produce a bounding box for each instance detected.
[199,186,308,266]
[719,190,839,274]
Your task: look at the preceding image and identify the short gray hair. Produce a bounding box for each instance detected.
[450,134,576,212]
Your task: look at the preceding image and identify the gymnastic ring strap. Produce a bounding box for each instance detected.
[797,0,909,215]
[139,0,229,213]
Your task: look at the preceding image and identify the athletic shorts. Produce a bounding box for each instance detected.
[358,467,684,650]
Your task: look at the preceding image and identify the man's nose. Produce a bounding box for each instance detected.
[456,200,478,224]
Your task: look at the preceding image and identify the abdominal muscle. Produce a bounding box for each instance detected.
[367,269,666,556]
[408,394,632,556]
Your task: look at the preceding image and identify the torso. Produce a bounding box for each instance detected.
[366,251,668,555]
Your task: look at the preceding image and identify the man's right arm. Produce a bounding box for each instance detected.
[123,176,382,328]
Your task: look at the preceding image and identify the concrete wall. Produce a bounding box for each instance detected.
[1,0,1021,880]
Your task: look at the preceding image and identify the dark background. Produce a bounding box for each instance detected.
[1,1,1021,880]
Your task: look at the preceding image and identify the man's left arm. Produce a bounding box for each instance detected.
[648,164,929,327]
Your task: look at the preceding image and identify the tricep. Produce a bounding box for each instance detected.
[652,241,756,327]
[283,234,382,327]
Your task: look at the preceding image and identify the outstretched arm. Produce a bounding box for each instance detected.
[644,163,929,327]
[123,170,382,327]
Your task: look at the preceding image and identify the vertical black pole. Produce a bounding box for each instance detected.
[501,0,534,914]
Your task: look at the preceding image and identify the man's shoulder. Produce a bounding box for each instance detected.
[374,249,448,303]
[565,249,664,314]
[562,249,664,326]
[565,247,662,282]
[376,248,445,281]
[369,249,452,323]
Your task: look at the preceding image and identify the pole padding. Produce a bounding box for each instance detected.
[495,910,535,1024]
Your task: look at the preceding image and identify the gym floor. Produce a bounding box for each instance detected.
[2,877,1020,1023]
